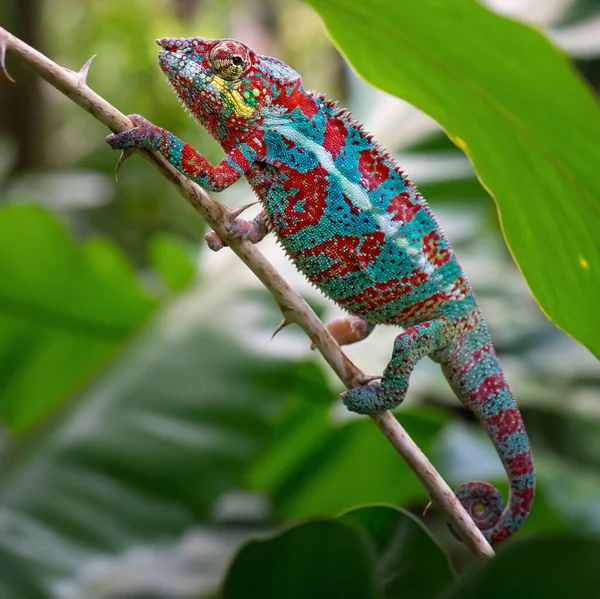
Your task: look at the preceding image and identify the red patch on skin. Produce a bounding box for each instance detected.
[387,192,420,222]
[478,373,509,398]
[287,86,320,118]
[422,231,450,267]
[395,290,446,323]
[455,343,492,376]
[342,193,361,215]
[340,267,430,314]
[471,344,492,363]
[277,164,329,237]
[339,279,405,312]
[358,148,390,191]
[229,146,252,172]
[282,137,297,153]
[466,373,509,407]
[403,270,429,289]
[357,231,386,269]
[297,231,386,284]
[181,143,202,177]
[504,452,534,477]
[388,277,464,324]
[485,407,523,443]
[512,488,535,516]
[324,114,347,160]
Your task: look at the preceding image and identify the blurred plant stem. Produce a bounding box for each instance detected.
[0,0,46,172]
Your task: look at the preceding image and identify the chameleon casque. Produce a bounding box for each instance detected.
[107,36,535,544]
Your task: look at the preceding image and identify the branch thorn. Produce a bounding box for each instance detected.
[229,200,258,219]
[271,318,290,340]
[78,54,96,83]
[0,40,15,83]
[422,500,433,516]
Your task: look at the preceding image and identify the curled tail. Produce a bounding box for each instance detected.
[441,315,535,545]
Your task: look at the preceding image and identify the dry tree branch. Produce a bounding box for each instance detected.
[0,26,495,559]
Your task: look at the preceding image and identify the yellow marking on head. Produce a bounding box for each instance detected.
[212,75,254,118]
[579,256,590,269]
[453,136,467,150]
[252,88,260,97]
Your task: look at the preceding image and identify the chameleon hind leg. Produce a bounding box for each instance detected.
[205,210,270,251]
[342,318,453,414]
[313,315,375,349]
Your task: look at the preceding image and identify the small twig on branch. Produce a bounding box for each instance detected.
[0,26,495,559]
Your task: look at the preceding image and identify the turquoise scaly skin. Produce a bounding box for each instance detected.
[107,36,535,545]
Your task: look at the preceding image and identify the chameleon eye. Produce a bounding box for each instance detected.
[210,41,249,81]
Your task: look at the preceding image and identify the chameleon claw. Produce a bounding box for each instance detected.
[78,54,96,83]
[0,39,15,83]
[229,201,258,219]
[422,500,433,516]
[114,149,134,181]
[271,318,290,340]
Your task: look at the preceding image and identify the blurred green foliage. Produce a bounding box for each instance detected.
[0,0,599,597]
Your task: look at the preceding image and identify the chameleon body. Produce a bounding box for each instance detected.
[107,36,535,544]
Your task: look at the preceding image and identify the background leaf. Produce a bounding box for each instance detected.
[445,534,600,598]
[222,520,379,599]
[248,403,448,518]
[305,0,600,359]
[342,505,454,599]
[0,206,159,432]
[0,305,331,597]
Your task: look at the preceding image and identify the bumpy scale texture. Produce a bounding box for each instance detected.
[107,36,535,545]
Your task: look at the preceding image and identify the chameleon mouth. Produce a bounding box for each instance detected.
[157,47,199,83]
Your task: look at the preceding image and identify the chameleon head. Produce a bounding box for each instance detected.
[157,36,301,142]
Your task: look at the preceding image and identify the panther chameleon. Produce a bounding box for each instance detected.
[106,36,535,545]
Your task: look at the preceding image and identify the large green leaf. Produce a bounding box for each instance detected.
[223,506,454,599]
[222,520,379,599]
[445,534,600,598]
[0,206,158,432]
[342,506,454,599]
[305,0,600,359]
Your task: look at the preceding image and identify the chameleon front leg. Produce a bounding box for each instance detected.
[106,115,265,191]
[342,318,452,414]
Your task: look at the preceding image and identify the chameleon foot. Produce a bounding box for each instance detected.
[342,383,384,414]
[205,218,266,252]
[342,376,407,414]
[106,114,160,150]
